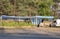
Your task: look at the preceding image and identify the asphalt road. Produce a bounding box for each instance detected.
[0,27,60,39]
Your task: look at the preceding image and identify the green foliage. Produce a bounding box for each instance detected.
[53,0,60,2]
[1,21,34,26]
[0,0,54,16]
[37,0,54,16]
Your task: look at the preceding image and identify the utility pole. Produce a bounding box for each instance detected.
[14,0,17,23]
[14,0,17,16]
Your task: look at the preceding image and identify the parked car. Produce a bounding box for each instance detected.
[49,19,60,27]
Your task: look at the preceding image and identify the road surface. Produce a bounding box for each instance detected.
[0,27,60,39]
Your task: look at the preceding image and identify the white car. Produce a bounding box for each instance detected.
[50,19,60,27]
[56,19,60,26]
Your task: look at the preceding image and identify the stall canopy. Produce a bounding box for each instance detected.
[31,16,54,25]
[1,15,54,25]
